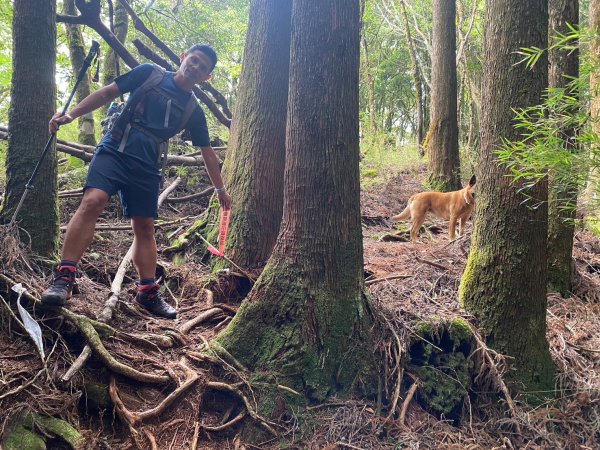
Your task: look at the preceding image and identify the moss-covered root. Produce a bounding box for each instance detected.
[2,413,84,450]
[409,319,475,422]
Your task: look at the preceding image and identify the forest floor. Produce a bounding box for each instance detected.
[0,160,599,449]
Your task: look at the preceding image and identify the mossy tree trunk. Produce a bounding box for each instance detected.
[547,0,579,296]
[0,0,58,257]
[63,0,96,146]
[426,0,461,191]
[221,0,291,270]
[217,0,372,400]
[459,0,555,400]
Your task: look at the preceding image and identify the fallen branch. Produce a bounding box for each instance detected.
[365,273,412,286]
[416,257,450,271]
[180,306,223,335]
[164,186,214,204]
[117,0,231,127]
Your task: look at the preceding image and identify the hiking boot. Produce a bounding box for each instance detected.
[41,267,76,306]
[135,285,177,319]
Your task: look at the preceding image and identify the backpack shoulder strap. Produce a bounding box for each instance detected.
[140,64,166,92]
[174,93,199,136]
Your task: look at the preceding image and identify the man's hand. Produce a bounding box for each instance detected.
[49,112,74,134]
[217,190,232,210]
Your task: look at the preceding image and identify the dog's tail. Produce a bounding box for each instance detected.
[391,202,411,221]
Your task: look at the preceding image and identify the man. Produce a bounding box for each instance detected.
[42,44,231,319]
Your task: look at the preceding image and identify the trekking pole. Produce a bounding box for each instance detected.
[8,40,100,228]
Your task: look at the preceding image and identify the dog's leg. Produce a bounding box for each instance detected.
[459,216,467,236]
[411,214,426,241]
[449,216,458,240]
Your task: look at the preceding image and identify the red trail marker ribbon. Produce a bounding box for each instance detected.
[207,208,231,257]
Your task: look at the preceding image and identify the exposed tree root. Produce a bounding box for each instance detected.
[206,381,278,436]
[180,304,224,335]
[109,359,200,427]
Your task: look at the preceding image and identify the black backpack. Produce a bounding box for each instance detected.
[107,65,199,176]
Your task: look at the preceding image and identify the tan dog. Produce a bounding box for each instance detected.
[391,175,476,241]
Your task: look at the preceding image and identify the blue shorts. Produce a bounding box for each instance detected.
[85,147,161,218]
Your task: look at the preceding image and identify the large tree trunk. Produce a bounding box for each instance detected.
[64,0,96,146]
[221,0,291,270]
[459,0,555,399]
[400,0,424,154]
[547,0,579,296]
[588,0,600,213]
[1,0,58,256]
[217,0,371,400]
[426,0,461,191]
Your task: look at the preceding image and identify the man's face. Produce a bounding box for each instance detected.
[180,50,213,84]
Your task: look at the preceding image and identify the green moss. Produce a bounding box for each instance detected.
[409,319,475,421]
[216,263,372,403]
[362,168,378,178]
[3,414,83,450]
[458,246,495,308]
[32,415,84,448]
[3,424,46,450]
[448,319,472,347]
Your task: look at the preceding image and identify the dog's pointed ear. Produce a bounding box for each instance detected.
[469,175,476,186]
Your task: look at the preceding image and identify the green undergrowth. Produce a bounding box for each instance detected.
[360,134,422,188]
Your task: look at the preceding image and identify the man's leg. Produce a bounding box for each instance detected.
[62,188,110,262]
[42,188,109,305]
[131,216,176,319]
[131,217,157,280]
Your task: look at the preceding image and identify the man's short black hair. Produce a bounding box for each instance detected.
[186,44,218,72]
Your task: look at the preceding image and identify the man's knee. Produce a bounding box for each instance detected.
[78,189,108,217]
[132,218,155,239]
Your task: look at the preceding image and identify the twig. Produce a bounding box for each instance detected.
[365,273,412,286]
[399,381,419,426]
[191,421,200,450]
[416,256,450,271]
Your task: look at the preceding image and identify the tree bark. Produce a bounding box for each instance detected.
[63,0,96,145]
[426,0,461,191]
[217,0,372,400]
[218,0,291,270]
[400,0,424,154]
[547,0,579,296]
[459,0,555,399]
[1,0,58,256]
